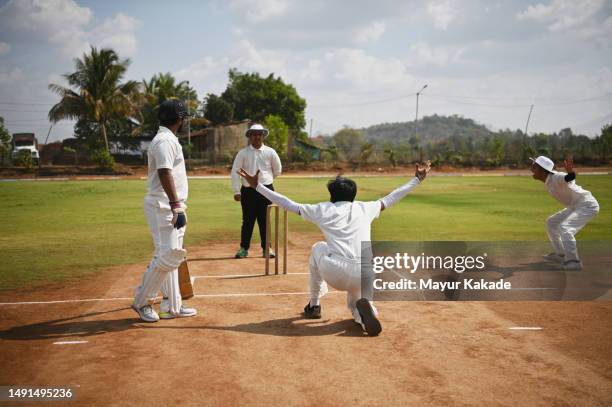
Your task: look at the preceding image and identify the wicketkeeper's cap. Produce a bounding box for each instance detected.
[530,155,555,172]
[158,99,189,123]
[245,123,269,138]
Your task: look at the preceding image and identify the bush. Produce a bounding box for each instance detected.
[90,149,116,171]
[15,150,36,170]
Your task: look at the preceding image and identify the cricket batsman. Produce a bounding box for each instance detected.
[238,162,431,336]
[132,100,197,322]
[531,155,600,270]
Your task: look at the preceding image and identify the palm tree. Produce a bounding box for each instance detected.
[48,46,141,153]
[141,72,198,136]
[144,72,196,103]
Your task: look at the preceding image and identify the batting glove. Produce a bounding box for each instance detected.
[170,201,187,229]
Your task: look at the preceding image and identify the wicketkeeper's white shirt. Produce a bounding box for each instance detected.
[231,144,282,194]
[299,201,382,262]
[545,172,596,208]
[146,126,188,204]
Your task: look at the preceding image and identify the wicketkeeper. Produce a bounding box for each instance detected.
[531,155,600,270]
[238,162,431,336]
[132,100,197,322]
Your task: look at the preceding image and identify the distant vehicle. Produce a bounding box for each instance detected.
[12,133,40,166]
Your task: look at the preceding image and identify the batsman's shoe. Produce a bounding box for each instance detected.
[132,303,159,323]
[562,260,583,271]
[543,253,565,263]
[356,298,382,336]
[263,249,276,258]
[235,247,248,259]
[303,303,321,319]
[159,306,198,319]
[159,299,198,319]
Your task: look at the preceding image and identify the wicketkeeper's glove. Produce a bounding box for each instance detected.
[170,201,187,229]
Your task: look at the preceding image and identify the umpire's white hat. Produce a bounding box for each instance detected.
[245,123,269,138]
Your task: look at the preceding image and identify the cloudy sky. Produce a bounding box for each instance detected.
[0,0,611,142]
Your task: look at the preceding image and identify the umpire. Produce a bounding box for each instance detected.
[231,124,282,258]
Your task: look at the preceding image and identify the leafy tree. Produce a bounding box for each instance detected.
[594,124,612,164]
[203,93,234,125]
[74,117,140,152]
[220,69,306,129]
[384,148,397,167]
[360,142,374,165]
[0,116,11,166]
[490,136,505,166]
[333,127,364,163]
[48,46,141,154]
[263,114,289,159]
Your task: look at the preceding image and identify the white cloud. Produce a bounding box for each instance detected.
[517,0,612,46]
[177,56,230,95]
[517,0,603,30]
[89,13,142,57]
[0,0,141,57]
[0,41,10,55]
[228,0,290,23]
[323,48,413,91]
[0,0,91,55]
[426,0,458,30]
[407,42,465,67]
[0,66,24,85]
[232,39,289,76]
[353,20,387,43]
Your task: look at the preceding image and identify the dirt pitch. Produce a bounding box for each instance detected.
[1,232,611,406]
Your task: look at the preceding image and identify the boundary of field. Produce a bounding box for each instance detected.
[1,172,610,182]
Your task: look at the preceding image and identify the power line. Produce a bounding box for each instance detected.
[308,90,612,109]
[0,101,56,106]
[425,95,530,108]
[311,93,417,108]
[0,109,52,113]
[425,91,612,103]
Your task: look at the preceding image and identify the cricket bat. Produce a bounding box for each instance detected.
[178,260,194,300]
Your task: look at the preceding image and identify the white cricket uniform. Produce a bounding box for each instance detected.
[134,126,188,314]
[231,144,282,194]
[254,177,422,325]
[299,201,381,323]
[544,172,599,261]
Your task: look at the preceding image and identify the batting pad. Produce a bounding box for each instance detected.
[157,248,187,272]
[165,269,182,315]
[133,267,167,308]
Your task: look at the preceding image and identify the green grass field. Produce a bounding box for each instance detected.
[2,175,611,290]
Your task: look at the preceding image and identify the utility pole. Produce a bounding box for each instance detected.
[309,118,313,138]
[523,104,534,164]
[524,104,534,136]
[415,84,428,162]
[41,123,53,168]
[186,80,191,170]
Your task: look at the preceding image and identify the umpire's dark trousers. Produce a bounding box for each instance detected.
[240,184,274,251]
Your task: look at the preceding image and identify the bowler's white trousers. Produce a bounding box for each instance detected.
[309,241,377,324]
[546,197,599,261]
[133,198,184,314]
